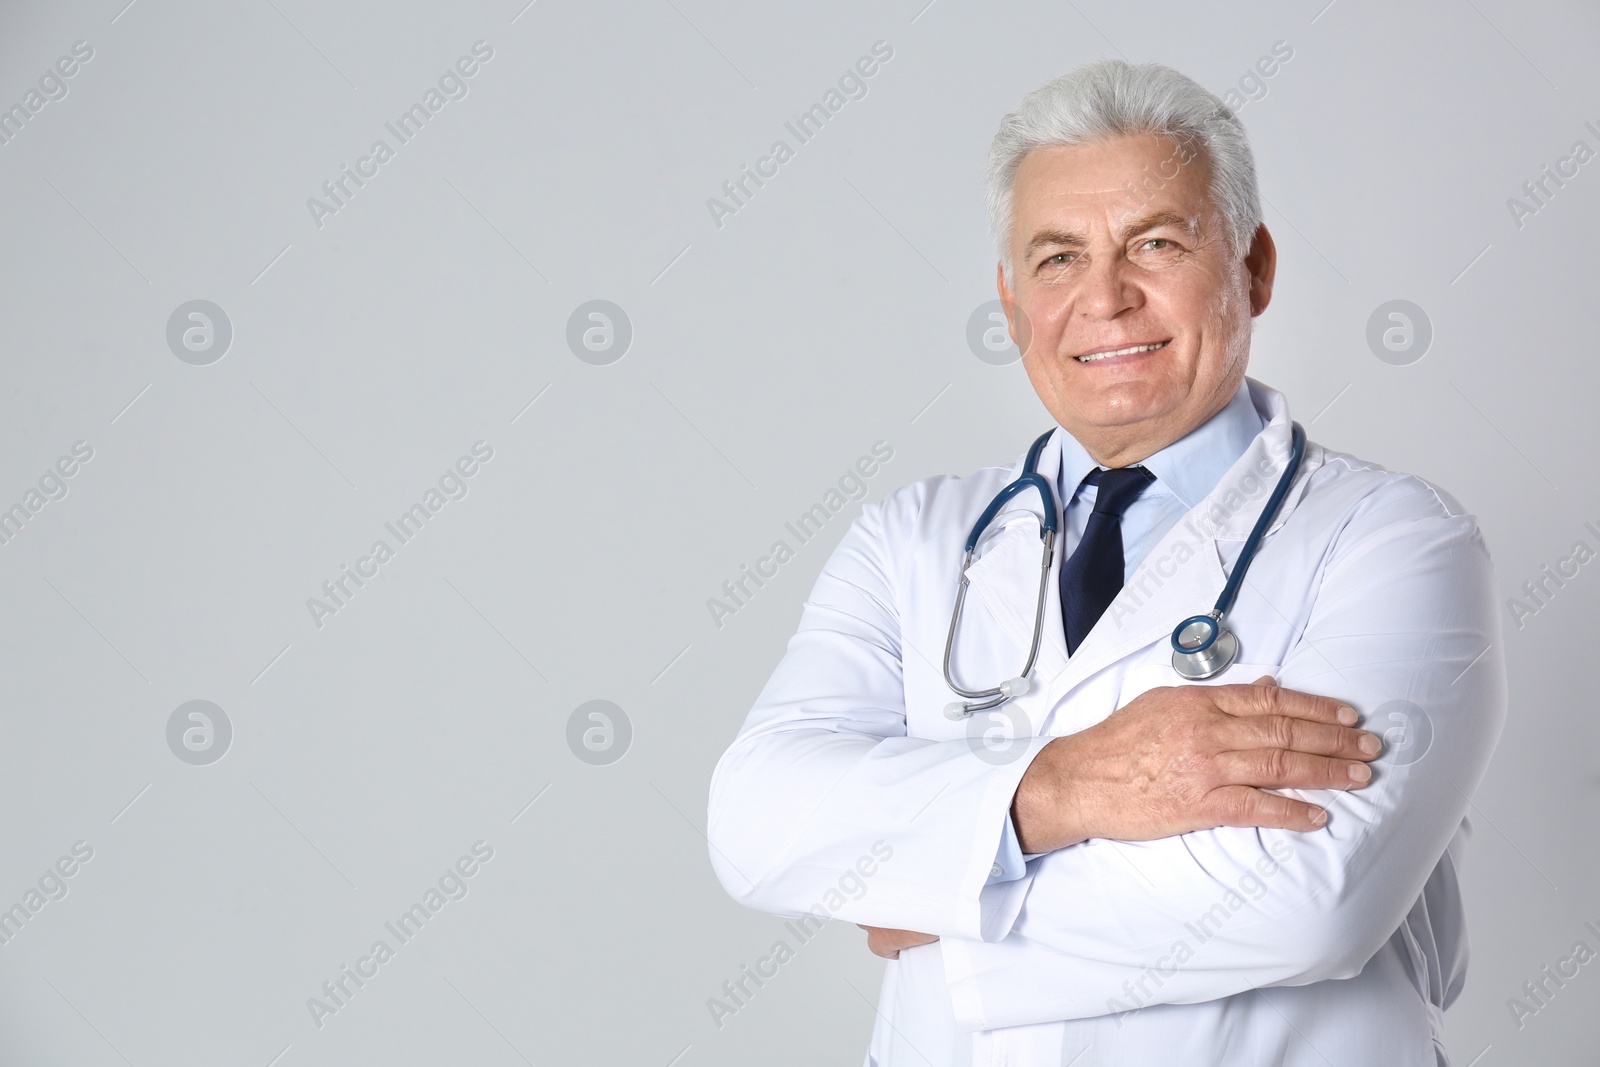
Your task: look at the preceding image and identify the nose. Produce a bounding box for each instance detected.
[1076,250,1140,321]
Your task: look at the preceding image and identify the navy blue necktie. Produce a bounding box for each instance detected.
[1059,466,1156,655]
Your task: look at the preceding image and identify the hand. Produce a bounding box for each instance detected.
[857,925,939,959]
[1011,675,1382,854]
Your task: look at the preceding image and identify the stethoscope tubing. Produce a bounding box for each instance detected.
[1212,420,1306,622]
[1168,420,1305,659]
[943,421,1306,716]
[942,428,1059,714]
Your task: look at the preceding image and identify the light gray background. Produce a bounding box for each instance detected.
[0,0,1594,1063]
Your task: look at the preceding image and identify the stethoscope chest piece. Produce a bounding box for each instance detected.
[944,420,1304,710]
[1170,612,1238,680]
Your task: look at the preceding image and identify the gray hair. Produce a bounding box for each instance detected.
[984,59,1262,287]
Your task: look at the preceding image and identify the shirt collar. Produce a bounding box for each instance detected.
[1054,378,1266,510]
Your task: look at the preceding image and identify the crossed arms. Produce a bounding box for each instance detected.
[706,474,1505,1029]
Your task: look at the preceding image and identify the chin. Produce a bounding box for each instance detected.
[1066,383,1180,429]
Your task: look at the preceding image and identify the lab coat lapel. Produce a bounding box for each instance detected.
[954,386,1324,733]
[1032,388,1323,726]
[1039,508,1227,704]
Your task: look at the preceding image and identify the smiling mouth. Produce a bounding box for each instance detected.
[1075,340,1171,363]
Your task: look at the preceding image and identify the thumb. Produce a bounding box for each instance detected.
[1252,674,1279,686]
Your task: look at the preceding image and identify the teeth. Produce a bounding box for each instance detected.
[1077,341,1168,362]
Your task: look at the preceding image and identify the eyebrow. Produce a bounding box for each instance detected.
[1021,210,1197,263]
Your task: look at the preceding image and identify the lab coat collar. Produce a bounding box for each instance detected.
[1002,376,1319,541]
[965,376,1325,727]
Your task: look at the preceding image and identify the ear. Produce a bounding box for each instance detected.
[995,262,1025,349]
[1245,223,1276,317]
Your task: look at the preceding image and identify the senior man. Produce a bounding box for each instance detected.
[707,60,1504,1066]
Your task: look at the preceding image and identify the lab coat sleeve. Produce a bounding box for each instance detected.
[989,816,1032,884]
[706,489,1056,942]
[938,476,1508,1030]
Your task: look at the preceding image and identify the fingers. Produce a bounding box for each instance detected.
[861,926,939,960]
[891,929,940,949]
[869,936,934,959]
[1209,784,1328,832]
[1214,681,1357,726]
[1221,715,1381,763]
[1214,747,1374,792]
[1252,674,1278,686]
[860,926,895,959]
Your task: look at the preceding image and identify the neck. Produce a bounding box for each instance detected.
[1083,437,1158,469]
[1078,424,1180,469]
[1073,391,1238,469]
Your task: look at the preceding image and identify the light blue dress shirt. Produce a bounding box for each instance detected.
[986,379,1267,883]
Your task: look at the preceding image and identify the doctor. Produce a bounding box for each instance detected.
[707,59,1504,1066]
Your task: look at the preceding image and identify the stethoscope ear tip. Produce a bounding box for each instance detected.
[944,702,970,720]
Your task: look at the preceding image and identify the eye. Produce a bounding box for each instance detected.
[1141,238,1178,251]
[1038,251,1074,269]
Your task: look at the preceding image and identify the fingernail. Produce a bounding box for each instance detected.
[1337,704,1358,726]
[1358,732,1380,756]
[1309,807,1327,826]
[1348,763,1371,783]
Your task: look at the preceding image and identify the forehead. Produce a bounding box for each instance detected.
[1010,132,1214,227]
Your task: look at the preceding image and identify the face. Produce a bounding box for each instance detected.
[997,132,1275,465]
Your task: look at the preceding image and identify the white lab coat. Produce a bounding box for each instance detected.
[707,379,1506,1066]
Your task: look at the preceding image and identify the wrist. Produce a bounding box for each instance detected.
[1011,736,1090,853]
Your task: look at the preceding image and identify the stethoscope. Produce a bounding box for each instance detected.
[943,421,1307,720]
